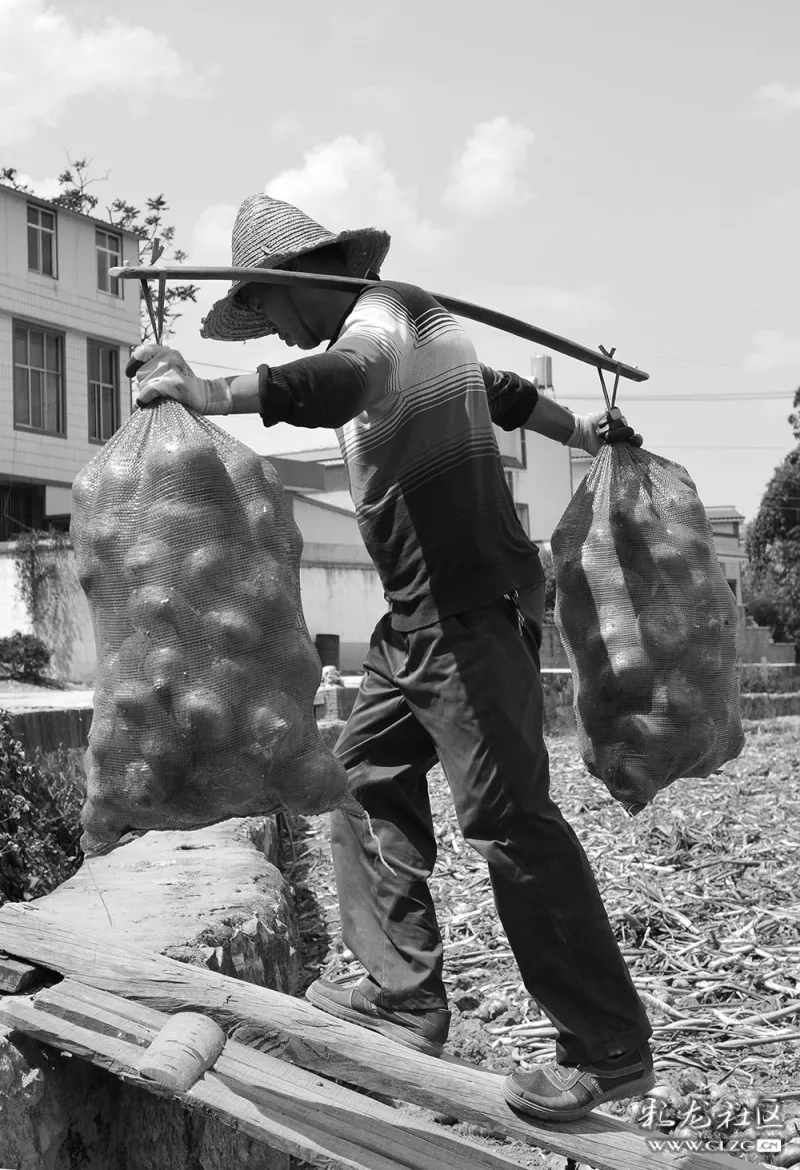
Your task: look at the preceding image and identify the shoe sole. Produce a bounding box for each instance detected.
[503,1069,656,1122]
[305,983,444,1058]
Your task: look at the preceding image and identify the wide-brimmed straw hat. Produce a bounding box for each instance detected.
[200,193,391,342]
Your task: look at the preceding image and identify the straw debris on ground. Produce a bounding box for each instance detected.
[282,716,800,1167]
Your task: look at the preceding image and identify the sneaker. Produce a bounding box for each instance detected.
[503,1044,655,1121]
[305,976,450,1057]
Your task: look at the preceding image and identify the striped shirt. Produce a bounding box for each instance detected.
[259,281,542,630]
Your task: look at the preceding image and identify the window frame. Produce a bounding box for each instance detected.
[12,319,67,439]
[26,202,58,278]
[95,228,123,297]
[87,338,121,444]
[518,427,527,469]
[515,501,531,537]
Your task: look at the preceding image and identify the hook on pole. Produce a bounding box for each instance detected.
[140,279,160,343]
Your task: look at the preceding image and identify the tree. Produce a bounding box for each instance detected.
[1,157,199,343]
[0,167,32,193]
[787,385,800,442]
[745,447,800,650]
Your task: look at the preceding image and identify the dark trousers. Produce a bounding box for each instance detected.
[329,580,652,1065]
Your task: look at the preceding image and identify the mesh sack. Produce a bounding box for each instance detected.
[71,400,347,855]
[551,442,744,814]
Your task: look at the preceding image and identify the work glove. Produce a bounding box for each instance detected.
[567,408,643,457]
[127,343,233,415]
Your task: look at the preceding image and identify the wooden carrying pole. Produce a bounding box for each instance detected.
[0,904,746,1170]
[109,264,649,383]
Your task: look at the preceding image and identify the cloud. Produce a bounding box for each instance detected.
[515,286,615,322]
[461,283,615,326]
[746,330,800,372]
[443,117,535,215]
[266,133,447,255]
[760,189,800,213]
[753,82,800,118]
[192,203,238,265]
[0,0,194,146]
[267,114,305,142]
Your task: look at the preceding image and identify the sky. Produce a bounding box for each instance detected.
[2,0,799,522]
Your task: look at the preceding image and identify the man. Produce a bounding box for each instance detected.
[130,192,654,1121]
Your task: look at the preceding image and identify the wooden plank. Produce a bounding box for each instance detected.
[0,903,744,1170]
[1,982,529,1170]
[0,951,43,993]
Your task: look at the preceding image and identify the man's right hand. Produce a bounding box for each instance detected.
[128,343,233,415]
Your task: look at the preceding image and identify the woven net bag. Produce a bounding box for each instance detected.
[552,443,745,814]
[71,400,347,855]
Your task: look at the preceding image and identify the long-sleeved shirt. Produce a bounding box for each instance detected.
[258,281,543,631]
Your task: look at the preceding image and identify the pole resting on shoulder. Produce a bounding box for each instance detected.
[110,264,650,384]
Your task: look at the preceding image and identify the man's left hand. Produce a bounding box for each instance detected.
[568,409,643,456]
[128,343,233,415]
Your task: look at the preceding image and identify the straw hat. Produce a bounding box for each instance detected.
[200,193,391,342]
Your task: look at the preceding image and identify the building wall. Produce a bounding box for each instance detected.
[505,429,573,544]
[299,543,386,672]
[291,496,361,545]
[713,532,747,603]
[0,538,385,683]
[0,186,140,521]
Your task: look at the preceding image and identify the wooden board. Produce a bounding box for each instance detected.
[0,952,42,994]
[0,903,745,1170]
[1,981,528,1170]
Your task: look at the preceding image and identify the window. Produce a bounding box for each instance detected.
[505,470,515,496]
[88,341,120,442]
[96,229,122,296]
[27,204,57,276]
[13,324,65,436]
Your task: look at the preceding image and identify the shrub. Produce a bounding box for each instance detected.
[741,565,798,648]
[0,713,84,906]
[0,630,52,680]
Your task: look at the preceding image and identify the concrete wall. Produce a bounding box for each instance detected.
[4,537,793,681]
[0,539,95,682]
[0,538,385,684]
[542,609,795,667]
[0,185,140,510]
[300,543,386,672]
[737,617,795,665]
[0,544,31,637]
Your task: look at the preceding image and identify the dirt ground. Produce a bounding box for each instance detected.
[282,718,800,1168]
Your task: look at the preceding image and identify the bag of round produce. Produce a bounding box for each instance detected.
[71,399,347,855]
[551,442,744,815]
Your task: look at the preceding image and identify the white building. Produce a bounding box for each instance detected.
[0,184,141,537]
